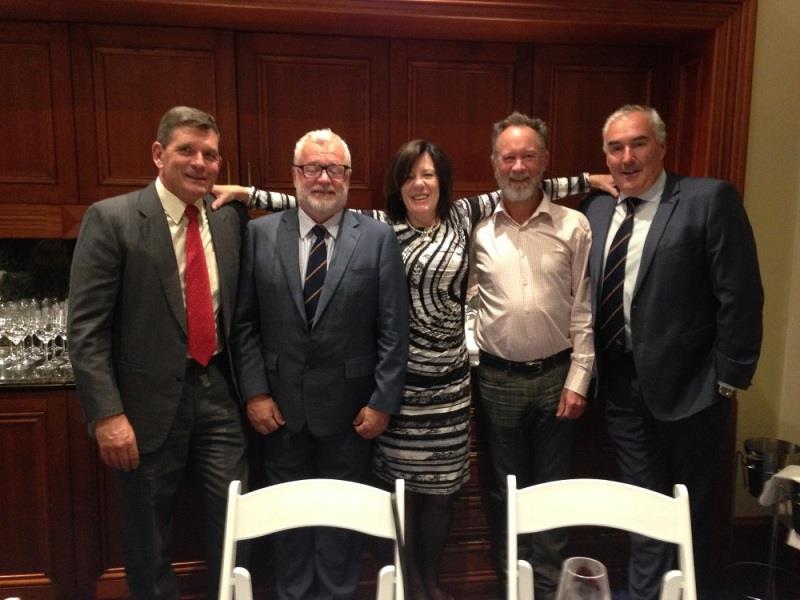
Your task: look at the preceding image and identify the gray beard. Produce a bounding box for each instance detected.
[297,190,347,221]
[501,179,538,203]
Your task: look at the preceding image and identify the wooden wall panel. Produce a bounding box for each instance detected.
[71,24,238,204]
[236,33,389,209]
[533,44,673,205]
[0,390,72,599]
[390,40,532,198]
[0,23,77,205]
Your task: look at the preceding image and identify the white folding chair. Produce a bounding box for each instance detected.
[218,478,405,600]
[506,475,696,600]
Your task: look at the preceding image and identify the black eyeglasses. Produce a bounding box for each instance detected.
[293,163,351,181]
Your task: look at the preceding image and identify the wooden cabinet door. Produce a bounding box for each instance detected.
[0,389,73,600]
[236,33,389,209]
[390,39,532,200]
[70,24,238,205]
[0,23,78,239]
[532,44,672,206]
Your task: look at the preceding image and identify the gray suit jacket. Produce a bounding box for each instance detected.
[582,173,763,420]
[232,209,409,436]
[68,182,248,452]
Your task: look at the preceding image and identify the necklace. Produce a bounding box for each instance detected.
[406,218,441,242]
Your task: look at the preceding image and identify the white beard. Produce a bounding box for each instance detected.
[500,177,538,203]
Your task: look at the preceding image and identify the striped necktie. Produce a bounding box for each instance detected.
[303,224,328,327]
[597,197,641,357]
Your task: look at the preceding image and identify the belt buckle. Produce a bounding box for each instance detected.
[522,359,544,374]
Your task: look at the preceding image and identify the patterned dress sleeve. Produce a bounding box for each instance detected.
[541,173,590,200]
[452,173,589,234]
[250,189,297,211]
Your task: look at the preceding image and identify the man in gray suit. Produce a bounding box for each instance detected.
[232,128,409,600]
[581,105,763,599]
[68,106,249,600]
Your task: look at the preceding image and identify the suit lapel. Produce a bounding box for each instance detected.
[138,184,186,334]
[589,195,617,301]
[277,211,306,322]
[633,173,680,297]
[314,210,360,325]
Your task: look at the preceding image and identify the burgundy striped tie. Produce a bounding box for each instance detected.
[303,225,328,328]
[597,197,641,356]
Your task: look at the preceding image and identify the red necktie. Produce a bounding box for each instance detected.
[184,204,216,366]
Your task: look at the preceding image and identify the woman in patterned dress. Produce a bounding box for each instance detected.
[212,141,602,599]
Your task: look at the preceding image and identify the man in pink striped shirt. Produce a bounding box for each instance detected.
[469,111,594,600]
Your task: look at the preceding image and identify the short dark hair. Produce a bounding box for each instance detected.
[384,139,453,223]
[156,106,220,147]
[491,111,548,158]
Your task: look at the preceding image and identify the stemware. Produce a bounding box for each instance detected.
[35,300,60,375]
[556,556,611,600]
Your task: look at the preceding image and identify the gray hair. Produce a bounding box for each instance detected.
[602,104,666,152]
[156,106,220,147]
[293,128,352,166]
[491,111,548,158]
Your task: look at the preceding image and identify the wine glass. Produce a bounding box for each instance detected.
[556,556,611,600]
[35,299,59,376]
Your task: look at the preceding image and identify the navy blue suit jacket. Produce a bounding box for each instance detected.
[232,208,409,436]
[581,172,763,420]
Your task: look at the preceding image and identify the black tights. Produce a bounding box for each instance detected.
[404,490,455,600]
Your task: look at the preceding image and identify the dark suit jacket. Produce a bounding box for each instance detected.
[581,172,763,420]
[232,208,409,436]
[68,182,248,452]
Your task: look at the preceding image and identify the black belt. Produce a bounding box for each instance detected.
[186,352,227,371]
[478,348,571,374]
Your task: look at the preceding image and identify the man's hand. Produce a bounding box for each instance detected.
[95,413,140,471]
[587,174,619,197]
[246,394,285,434]
[210,184,250,210]
[353,406,390,439]
[556,388,586,420]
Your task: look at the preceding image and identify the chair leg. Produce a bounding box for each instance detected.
[659,570,684,600]
[233,566,254,600]
[376,565,397,600]
[519,559,535,600]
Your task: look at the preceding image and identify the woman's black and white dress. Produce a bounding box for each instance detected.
[252,176,588,495]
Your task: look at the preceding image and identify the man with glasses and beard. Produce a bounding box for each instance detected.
[231,128,409,600]
[469,112,594,600]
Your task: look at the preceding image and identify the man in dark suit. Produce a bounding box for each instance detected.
[232,128,409,600]
[68,106,249,600]
[581,104,763,600]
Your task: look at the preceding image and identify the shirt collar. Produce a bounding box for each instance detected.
[298,206,343,240]
[619,169,667,206]
[156,177,205,224]
[493,190,553,225]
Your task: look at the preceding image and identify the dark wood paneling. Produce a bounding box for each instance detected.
[389,39,532,198]
[0,389,72,599]
[236,33,389,209]
[533,44,673,205]
[70,24,238,204]
[673,36,713,178]
[0,23,77,205]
